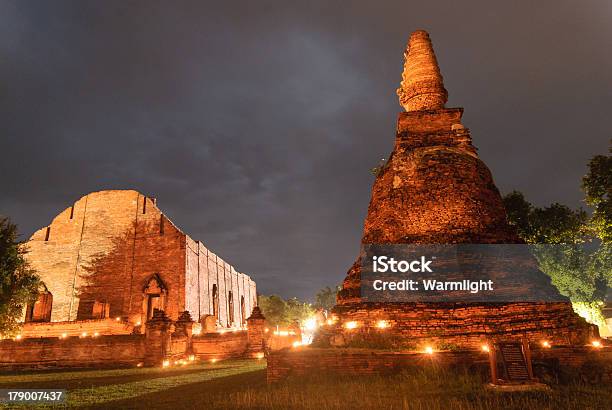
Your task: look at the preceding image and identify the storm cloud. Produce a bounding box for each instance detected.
[1,1,610,299]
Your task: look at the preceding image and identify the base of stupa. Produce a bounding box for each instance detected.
[314,302,595,350]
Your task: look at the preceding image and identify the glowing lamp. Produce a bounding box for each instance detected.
[344,321,358,330]
[93,332,99,337]
[481,344,490,352]
[376,320,389,329]
[264,328,269,333]
[424,346,434,355]
[542,341,551,348]
[135,321,141,326]
[81,332,88,337]
[304,318,317,331]
[162,360,170,367]
[115,317,121,322]
[14,335,22,341]
[188,355,195,361]
[326,319,333,326]
[256,352,265,359]
[210,358,218,363]
[60,333,67,339]
[136,362,143,367]
[292,341,302,348]
[592,340,602,348]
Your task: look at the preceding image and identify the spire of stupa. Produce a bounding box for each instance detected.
[396,30,448,111]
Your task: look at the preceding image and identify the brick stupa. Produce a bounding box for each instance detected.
[323,30,593,348]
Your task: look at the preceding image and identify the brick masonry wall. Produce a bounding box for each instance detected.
[333,107,592,346]
[267,346,612,383]
[0,311,268,370]
[191,331,249,359]
[319,302,595,349]
[19,318,134,338]
[0,335,146,370]
[25,190,255,331]
[185,238,256,327]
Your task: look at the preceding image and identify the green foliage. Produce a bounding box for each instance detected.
[582,143,612,242]
[313,286,339,311]
[257,294,313,327]
[0,216,41,335]
[502,145,612,326]
[503,191,587,244]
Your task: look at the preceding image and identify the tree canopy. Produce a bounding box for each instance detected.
[257,294,314,327]
[502,144,611,325]
[313,286,339,311]
[0,217,41,335]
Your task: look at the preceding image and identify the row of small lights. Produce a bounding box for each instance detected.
[161,352,265,368]
[9,317,136,341]
[13,332,101,341]
[339,320,605,352]
[10,317,243,340]
[162,355,197,367]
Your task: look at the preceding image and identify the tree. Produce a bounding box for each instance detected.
[313,286,339,311]
[0,217,41,335]
[257,294,313,327]
[582,143,612,243]
[502,144,612,327]
[503,191,587,244]
[257,295,287,326]
[285,297,313,324]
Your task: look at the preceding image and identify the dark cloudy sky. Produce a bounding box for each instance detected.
[1,1,610,300]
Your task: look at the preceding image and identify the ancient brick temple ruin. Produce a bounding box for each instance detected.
[22,189,256,336]
[320,30,594,349]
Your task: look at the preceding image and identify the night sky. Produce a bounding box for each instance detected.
[1,1,610,300]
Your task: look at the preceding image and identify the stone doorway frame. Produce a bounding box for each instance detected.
[142,273,168,324]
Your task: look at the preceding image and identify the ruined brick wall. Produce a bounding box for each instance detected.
[185,238,256,327]
[321,302,595,349]
[27,190,140,322]
[0,335,146,370]
[25,189,256,329]
[19,318,133,338]
[26,190,185,324]
[191,331,248,359]
[267,346,612,383]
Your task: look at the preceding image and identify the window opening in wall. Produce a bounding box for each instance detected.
[25,290,53,323]
[212,284,219,319]
[228,291,234,325]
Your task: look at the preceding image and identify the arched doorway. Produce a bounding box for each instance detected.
[25,286,53,323]
[142,274,167,321]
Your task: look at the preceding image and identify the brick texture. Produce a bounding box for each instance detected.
[267,346,612,383]
[25,190,255,330]
[332,31,592,346]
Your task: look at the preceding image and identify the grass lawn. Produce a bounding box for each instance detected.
[0,359,609,409]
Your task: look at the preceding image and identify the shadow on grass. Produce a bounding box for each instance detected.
[83,365,612,410]
[0,366,234,390]
[83,369,266,410]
